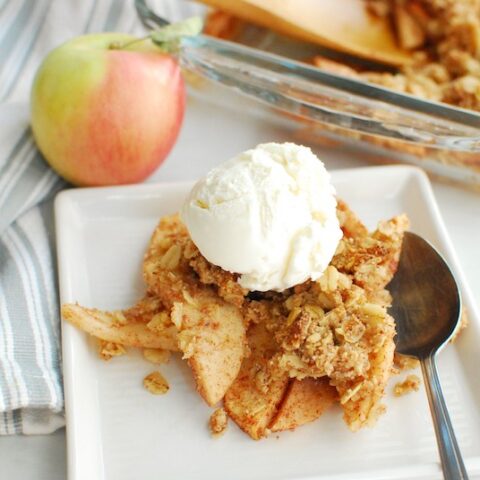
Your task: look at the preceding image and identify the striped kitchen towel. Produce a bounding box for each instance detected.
[0,0,202,435]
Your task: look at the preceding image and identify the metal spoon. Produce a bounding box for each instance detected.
[388,232,468,480]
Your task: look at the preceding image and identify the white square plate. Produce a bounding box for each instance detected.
[56,165,480,480]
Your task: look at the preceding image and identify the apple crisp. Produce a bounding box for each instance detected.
[393,374,421,396]
[221,201,408,435]
[143,371,170,395]
[143,348,171,365]
[98,340,126,360]
[62,199,411,439]
[393,352,420,373]
[209,408,229,436]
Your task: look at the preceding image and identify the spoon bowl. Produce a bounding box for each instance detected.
[388,232,462,358]
[387,232,468,480]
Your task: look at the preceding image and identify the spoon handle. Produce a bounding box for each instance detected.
[421,355,469,479]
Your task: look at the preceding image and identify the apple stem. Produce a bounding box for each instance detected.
[108,17,203,53]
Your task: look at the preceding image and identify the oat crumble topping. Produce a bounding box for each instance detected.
[392,353,420,374]
[209,408,228,436]
[394,374,421,396]
[98,340,126,360]
[143,371,170,395]
[143,348,171,365]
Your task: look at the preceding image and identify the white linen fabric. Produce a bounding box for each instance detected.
[0,0,202,435]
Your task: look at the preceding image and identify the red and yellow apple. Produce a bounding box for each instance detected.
[31,33,185,186]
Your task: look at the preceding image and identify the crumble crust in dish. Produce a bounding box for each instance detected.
[205,0,480,111]
[203,3,480,182]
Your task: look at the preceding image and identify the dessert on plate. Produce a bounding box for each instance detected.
[62,142,410,439]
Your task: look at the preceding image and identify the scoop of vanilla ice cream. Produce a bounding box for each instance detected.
[181,143,343,292]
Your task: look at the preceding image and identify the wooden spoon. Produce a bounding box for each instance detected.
[198,0,412,66]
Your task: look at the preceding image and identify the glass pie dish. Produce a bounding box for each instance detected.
[137,0,480,187]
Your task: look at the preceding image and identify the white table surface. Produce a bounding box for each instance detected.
[1,87,479,480]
